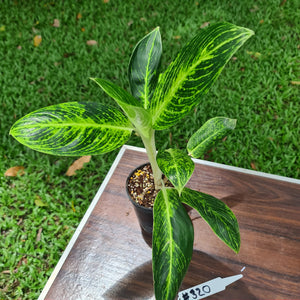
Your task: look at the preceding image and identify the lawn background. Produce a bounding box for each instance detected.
[0,0,299,299]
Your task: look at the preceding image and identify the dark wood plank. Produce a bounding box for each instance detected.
[44,147,300,300]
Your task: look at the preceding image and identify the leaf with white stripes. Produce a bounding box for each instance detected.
[153,188,194,300]
[128,27,162,109]
[181,188,240,253]
[151,22,254,129]
[187,117,236,158]
[10,102,133,156]
[157,148,194,194]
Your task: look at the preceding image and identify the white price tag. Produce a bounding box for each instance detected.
[178,274,243,300]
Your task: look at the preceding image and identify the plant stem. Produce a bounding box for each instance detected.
[140,129,163,190]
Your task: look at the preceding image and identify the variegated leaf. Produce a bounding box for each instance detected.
[181,188,240,253]
[91,78,152,137]
[128,27,162,109]
[157,148,194,194]
[151,22,254,129]
[187,117,236,158]
[153,188,194,300]
[10,102,133,156]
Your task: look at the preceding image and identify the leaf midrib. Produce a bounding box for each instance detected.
[17,122,133,131]
[189,119,236,156]
[161,188,175,296]
[189,130,220,156]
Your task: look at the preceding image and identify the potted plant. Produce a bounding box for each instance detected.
[10,22,253,300]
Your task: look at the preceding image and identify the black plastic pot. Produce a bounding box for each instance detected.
[126,163,192,248]
[126,163,154,247]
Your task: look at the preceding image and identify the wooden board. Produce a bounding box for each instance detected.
[40,146,300,300]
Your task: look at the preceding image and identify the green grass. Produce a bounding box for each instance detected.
[0,0,299,298]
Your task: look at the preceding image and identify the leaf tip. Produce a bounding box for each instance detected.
[9,124,17,137]
[232,234,241,254]
[248,28,255,36]
[229,118,237,130]
[234,244,241,254]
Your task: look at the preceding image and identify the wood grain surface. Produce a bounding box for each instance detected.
[44,147,300,300]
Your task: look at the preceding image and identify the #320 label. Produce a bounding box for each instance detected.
[178,274,243,300]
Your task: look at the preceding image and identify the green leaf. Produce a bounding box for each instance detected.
[10,102,133,156]
[187,117,236,158]
[91,78,152,137]
[157,148,194,194]
[151,22,254,129]
[128,27,162,109]
[181,188,240,253]
[153,188,194,300]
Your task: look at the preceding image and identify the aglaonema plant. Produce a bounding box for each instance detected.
[10,23,253,299]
